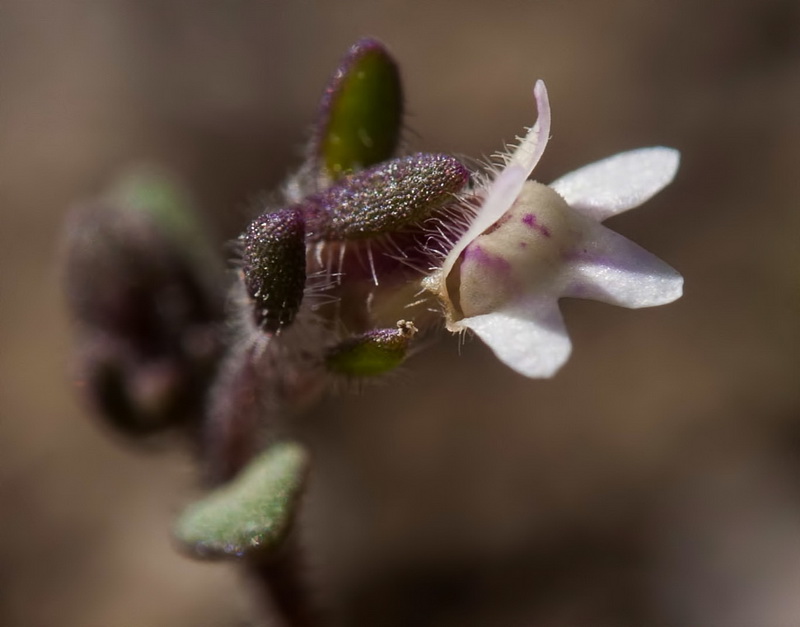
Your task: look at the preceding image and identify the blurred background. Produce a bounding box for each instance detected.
[1,0,799,625]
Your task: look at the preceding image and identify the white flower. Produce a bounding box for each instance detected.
[424,80,683,378]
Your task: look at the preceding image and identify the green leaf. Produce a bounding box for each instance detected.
[174,442,310,559]
[315,38,403,180]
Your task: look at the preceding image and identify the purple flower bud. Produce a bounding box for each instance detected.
[242,208,307,333]
[64,170,224,435]
[302,153,469,241]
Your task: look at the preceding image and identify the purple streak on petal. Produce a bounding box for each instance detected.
[440,164,527,281]
[462,243,512,274]
[521,213,551,237]
[440,80,552,283]
[482,211,512,235]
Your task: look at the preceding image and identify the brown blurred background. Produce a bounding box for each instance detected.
[1,1,799,625]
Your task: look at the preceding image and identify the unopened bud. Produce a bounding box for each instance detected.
[304,153,468,241]
[242,208,307,333]
[64,169,223,435]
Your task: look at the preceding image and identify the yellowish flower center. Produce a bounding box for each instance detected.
[448,181,579,320]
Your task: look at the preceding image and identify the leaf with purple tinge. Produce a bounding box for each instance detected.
[312,38,403,181]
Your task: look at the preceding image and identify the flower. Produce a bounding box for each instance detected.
[423,80,683,378]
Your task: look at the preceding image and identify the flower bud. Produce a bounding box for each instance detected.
[242,208,307,333]
[64,169,223,434]
[303,153,468,241]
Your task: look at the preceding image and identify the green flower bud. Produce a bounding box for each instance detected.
[326,320,417,376]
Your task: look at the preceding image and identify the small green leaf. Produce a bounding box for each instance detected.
[326,321,417,377]
[174,442,310,559]
[315,38,403,180]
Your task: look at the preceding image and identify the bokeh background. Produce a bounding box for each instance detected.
[1,1,799,625]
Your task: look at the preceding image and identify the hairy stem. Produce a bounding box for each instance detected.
[249,535,320,627]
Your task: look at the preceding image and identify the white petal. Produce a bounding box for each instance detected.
[507,80,552,180]
[563,220,683,308]
[549,147,679,222]
[440,81,552,282]
[462,300,571,378]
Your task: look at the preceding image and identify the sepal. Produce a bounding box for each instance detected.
[242,208,307,333]
[303,153,468,241]
[325,320,417,376]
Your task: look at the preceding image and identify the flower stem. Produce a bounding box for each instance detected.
[249,535,320,627]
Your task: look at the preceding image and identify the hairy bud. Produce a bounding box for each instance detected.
[242,208,307,333]
[303,153,469,241]
[64,169,223,435]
